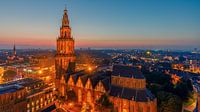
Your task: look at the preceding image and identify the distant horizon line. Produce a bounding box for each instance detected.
[0,46,199,52]
[0,43,199,51]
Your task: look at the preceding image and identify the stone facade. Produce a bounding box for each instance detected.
[0,85,27,112]
[26,86,55,112]
[0,78,56,112]
[55,8,76,96]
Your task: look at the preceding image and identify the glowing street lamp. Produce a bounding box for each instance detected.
[38,70,42,74]
[88,67,92,71]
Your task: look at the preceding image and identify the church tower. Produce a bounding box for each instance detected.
[13,44,16,56]
[55,8,76,96]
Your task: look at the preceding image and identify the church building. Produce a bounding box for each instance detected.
[55,8,76,96]
[55,8,157,112]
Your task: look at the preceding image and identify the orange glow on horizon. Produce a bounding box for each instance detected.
[0,35,199,48]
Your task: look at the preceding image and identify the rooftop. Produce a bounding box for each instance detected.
[0,78,43,94]
[112,65,145,79]
[109,85,155,102]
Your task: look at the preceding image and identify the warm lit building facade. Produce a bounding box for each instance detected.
[0,78,56,112]
[66,71,110,107]
[0,85,27,112]
[61,65,157,112]
[109,65,157,112]
[26,86,55,112]
[55,8,76,96]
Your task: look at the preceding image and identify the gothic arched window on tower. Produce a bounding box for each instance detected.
[64,31,66,37]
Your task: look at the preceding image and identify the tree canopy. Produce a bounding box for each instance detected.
[2,70,17,81]
[157,91,182,112]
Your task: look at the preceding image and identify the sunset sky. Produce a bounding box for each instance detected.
[0,0,199,50]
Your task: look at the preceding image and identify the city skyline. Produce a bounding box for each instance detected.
[0,0,199,50]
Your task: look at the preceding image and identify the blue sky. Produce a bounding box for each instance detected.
[0,0,199,50]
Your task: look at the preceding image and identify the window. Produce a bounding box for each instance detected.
[36,100,39,104]
[78,89,82,102]
[27,104,30,108]
[40,98,43,102]
[86,92,92,103]
[32,102,34,106]
[139,106,143,112]
[32,108,34,112]
[147,106,150,112]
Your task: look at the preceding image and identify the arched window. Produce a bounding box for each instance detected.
[86,91,92,103]
[78,89,82,102]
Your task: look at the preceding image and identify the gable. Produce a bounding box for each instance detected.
[95,81,106,93]
[76,77,83,88]
[85,78,92,89]
[67,76,74,86]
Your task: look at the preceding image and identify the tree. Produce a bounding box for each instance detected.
[96,94,114,111]
[3,70,17,81]
[66,90,77,102]
[157,91,182,112]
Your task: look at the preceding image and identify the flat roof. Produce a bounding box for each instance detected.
[0,78,43,95]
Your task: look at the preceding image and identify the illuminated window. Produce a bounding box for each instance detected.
[18,95,21,99]
[78,89,82,102]
[40,98,43,102]
[27,104,30,108]
[44,101,47,106]
[86,92,92,103]
[32,108,34,112]
[32,102,34,106]
[36,100,39,104]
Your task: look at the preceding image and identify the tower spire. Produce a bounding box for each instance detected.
[62,6,69,27]
[13,44,16,56]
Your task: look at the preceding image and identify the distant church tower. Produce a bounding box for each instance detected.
[13,44,16,56]
[55,8,76,96]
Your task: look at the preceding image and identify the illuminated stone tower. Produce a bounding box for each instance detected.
[55,8,76,96]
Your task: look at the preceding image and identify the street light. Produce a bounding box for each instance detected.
[88,67,92,71]
[38,70,42,74]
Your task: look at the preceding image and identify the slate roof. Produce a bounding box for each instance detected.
[0,85,24,94]
[112,65,145,79]
[101,77,111,91]
[65,70,85,84]
[109,85,155,102]
[65,70,110,91]
[71,71,85,84]
[90,72,107,88]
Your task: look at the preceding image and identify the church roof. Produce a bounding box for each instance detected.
[112,65,145,79]
[66,70,110,90]
[101,77,111,91]
[109,85,155,102]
